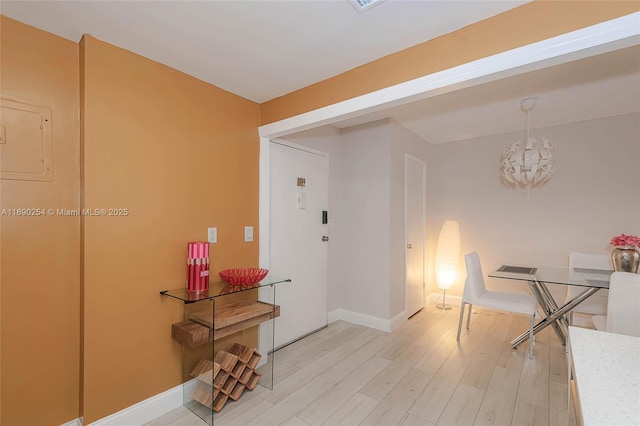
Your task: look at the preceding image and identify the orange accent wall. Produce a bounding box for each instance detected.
[80,35,260,423]
[0,16,81,425]
[259,1,640,125]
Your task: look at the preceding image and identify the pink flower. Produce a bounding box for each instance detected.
[610,233,640,248]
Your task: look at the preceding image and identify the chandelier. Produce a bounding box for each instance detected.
[501,98,555,189]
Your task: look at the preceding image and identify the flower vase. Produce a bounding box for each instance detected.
[611,246,640,273]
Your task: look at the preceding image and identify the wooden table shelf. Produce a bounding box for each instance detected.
[171,301,280,347]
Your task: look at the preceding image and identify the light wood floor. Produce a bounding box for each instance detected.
[145,305,577,426]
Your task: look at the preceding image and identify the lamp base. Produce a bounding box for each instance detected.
[436,288,452,310]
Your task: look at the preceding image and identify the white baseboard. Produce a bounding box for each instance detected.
[87,383,183,426]
[327,309,342,324]
[328,308,406,332]
[61,418,83,426]
[389,310,407,332]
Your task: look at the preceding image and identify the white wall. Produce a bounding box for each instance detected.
[427,113,640,302]
[338,121,392,319]
[389,121,432,317]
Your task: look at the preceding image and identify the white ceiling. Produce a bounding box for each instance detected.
[1,1,639,144]
[0,0,529,103]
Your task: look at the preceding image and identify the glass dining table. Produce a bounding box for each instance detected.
[489,265,611,349]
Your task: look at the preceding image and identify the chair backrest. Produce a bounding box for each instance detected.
[567,252,612,298]
[605,271,640,337]
[463,252,487,303]
[569,252,612,271]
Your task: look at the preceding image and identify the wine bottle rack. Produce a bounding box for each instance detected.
[189,343,262,412]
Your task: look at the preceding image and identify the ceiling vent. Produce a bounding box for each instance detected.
[348,0,386,14]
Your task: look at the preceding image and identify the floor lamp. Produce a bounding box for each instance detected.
[435,220,460,310]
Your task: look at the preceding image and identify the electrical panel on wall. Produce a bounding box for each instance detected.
[0,97,53,182]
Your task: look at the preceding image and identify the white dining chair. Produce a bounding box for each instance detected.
[457,252,537,359]
[592,271,640,337]
[564,252,611,325]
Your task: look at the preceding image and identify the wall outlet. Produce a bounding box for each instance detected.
[208,227,217,244]
[244,226,253,242]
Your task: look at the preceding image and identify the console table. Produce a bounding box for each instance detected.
[161,275,291,424]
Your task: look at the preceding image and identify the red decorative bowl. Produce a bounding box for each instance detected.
[219,268,269,286]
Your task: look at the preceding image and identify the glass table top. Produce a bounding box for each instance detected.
[160,275,291,303]
[489,265,612,289]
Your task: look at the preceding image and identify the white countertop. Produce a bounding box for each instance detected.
[569,326,640,426]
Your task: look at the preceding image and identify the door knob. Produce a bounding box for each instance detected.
[322,236,329,242]
[407,244,412,249]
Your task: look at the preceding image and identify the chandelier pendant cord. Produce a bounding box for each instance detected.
[524,109,531,200]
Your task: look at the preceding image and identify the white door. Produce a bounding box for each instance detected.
[405,154,426,317]
[269,141,329,348]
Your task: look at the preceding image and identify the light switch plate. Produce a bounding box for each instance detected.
[244,226,253,242]
[296,192,307,209]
